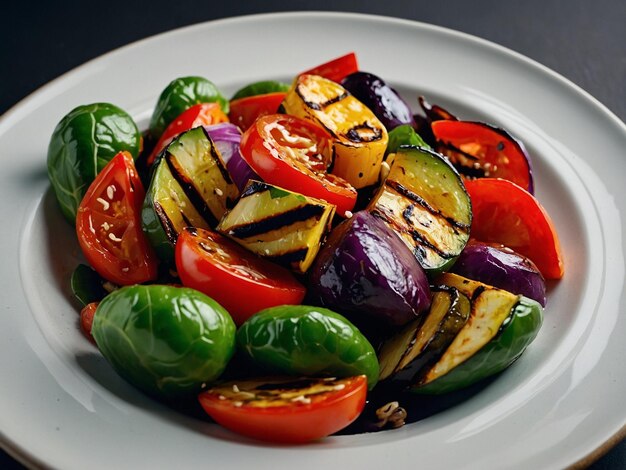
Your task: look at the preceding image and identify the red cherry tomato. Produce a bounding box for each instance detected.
[300,52,359,83]
[228,92,286,132]
[146,103,229,165]
[80,302,98,342]
[175,227,306,325]
[76,151,158,285]
[465,178,564,279]
[240,114,357,215]
[432,120,534,193]
[198,376,367,443]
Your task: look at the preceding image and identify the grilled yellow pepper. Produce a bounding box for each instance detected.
[282,74,388,189]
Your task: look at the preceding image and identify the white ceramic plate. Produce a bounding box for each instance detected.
[1,12,625,469]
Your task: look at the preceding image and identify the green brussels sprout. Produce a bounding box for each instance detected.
[92,285,236,399]
[386,124,430,156]
[237,305,380,389]
[47,103,141,222]
[231,80,290,100]
[149,76,228,139]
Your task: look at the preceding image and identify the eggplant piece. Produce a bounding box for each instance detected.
[367,145,472,274]
[282,74,388,189]
[378,286,470,382]
[414,273,543,394]
[341,71,416,130]
[452,242,547,306]
[309,211,431,328]
[216,181,335,273]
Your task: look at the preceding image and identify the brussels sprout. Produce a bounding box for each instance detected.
[47,103,141,222]
[92,285,236,399]
[386,124,431,156]
[231,80,290,100]
[149,76,228,139]
[237,305,380,389]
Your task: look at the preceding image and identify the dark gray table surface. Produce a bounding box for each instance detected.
[2,1,624,468]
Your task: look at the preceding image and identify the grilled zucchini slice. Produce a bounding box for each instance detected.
[217,181,335,273]
[166,126,239,225]
[282,74,388,189]
[378,286,470,383]
[367,145,471,274]
[142,156,210,264]
[414,273,543,394]
[141,127,238,264]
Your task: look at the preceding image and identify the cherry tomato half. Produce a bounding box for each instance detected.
[432,120,534,193]
[465,178,564,279]
[80,302,98,342]
[175,227,306,325]
[240,114,357,215]
[198,375,367,443]
[146,102,229,165]
[300,52,359,83]
[228,92,286,132]
[76,151,158,285]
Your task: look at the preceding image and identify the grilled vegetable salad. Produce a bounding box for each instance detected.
[49,52,564,443]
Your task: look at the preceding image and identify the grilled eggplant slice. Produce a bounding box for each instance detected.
[414,273,543,394]
[367,145,471,274]
[216,181,335,273]
[141,127,239,264]
[378,286,470,382]
[282,74,388,189]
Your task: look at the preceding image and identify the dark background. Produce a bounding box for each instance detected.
[1,1,624,468]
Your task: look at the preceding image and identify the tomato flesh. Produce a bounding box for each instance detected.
[147,102,229,165]
[76,151,158,285]
[80,302,98,342]
[198,375,367,443]
[175,227,306,325]
[300,52,359,83]
[228,92,286,132]
[465,178,564,279]
[432,120,533,193]
[240,114,357,215]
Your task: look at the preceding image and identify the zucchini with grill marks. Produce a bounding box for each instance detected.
[217,181,335,273]
[141,127,239,264]
[282,74,388,189]
[378,286,470,383]
[166,126,239,225]
[367,145,471,274]
[414,273,543,394]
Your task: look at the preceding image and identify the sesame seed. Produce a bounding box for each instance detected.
[106,185,116,200]
[215,188,224,196]
[96,197,110,210]
[333,384,346,391]
[218,395,226,400]
[232,384,240,393]
[233,401,243,407]
[344,210,353,218]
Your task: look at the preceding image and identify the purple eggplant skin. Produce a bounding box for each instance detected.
[341,72,416,131]
[451,242,547,307]
[309,211,431,328]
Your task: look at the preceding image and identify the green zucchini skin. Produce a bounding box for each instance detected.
[368,145,471,275]
[378,286,470,384]
[141,127,237,265]
[413,296,543,395]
